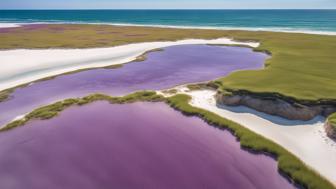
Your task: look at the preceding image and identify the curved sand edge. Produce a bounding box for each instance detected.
[0,38,259,92]
[158,88,336,185]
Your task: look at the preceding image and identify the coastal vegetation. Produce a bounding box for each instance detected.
[0,61,136,103]
[329,113,336,127]
[1,24,335,187]
[34,63,124,82]
[133,48,164,62]
[326,113,336,139]
[0,91,335,189]
[0,46,164,103]
[186,81,221,91]
[0,89,13,102]
[0,91,163,131]
[167,94,335,189]
[1,24,336,103]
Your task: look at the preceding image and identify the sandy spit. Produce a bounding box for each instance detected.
[0,38,259,92]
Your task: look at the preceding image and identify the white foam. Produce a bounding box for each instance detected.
[2,22,336,35]
[96,23,336,36]
[0,23,21,28]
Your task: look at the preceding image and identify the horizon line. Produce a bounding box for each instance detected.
[1,8,336,10]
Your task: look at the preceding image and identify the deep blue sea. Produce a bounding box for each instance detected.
[0,10,336,34]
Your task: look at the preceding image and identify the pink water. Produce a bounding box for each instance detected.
[0,102,295,189]
[0,45,267,126]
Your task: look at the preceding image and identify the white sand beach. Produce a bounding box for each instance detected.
[0,38,259,92]
[179,89,336,185]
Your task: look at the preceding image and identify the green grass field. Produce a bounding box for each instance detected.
[217,32,336,102]
[329,113,336,128]
[1,24,336,103]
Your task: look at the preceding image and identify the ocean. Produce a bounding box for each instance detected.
[0,10,336,34]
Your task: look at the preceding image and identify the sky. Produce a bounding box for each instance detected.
[0,0,336,9]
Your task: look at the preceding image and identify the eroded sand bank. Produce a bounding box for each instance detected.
[177,89,336,185]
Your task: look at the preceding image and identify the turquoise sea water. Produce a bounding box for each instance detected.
[0,10,336,34]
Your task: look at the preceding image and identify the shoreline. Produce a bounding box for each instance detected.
[1,90,334,188]
[1,22,336,36]
[0,23,335,187]
[0,38,259,92]
[179,89,336,186]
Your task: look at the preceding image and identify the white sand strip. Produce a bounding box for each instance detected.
[0,38,259,92]
[184,89,336,185]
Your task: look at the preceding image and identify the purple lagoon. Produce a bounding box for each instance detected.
[0,102,295,189]
[0,45,267,126]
